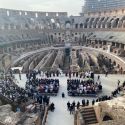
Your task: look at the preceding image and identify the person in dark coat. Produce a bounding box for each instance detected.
[77,101,80,109]
[50,102,55,112]
[86,100,89,106]
[67,101,70,110]
[69,104,74,114]
[92,99,95,105]
[62,92,65,98]
[82,99,85,107]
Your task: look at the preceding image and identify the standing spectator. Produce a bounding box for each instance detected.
[67,101,70,110]
[92,99,95,105]
[77,101,80,109]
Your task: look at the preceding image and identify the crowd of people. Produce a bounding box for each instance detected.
[0,70,60,112]
[67,99,95,114]
[0,76,51,106]
[25,78,59,95]
[67,79,102,96]
[66,95,113,114]
[65,71,94,79]
[0,69,125,116]
[0,77,26,103]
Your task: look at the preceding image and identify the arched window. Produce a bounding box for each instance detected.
[65,21,71,29]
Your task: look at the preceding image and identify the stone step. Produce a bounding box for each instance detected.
[82,113,96,118]
[87,120,98,125]
[81,107,98,125]
[85,117,97,121]
[81,111,95,115]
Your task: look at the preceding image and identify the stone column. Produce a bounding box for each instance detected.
[107,44,111,53]
[124,44,125,50]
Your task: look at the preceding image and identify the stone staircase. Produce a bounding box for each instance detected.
[80,107,98,125]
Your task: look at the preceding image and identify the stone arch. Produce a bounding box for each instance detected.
[103,115,113,121]
[101,17,109,28]
[46,13,48,16]
[84,18,89,28]
[97,17,105,28]
[25,12,27,16]
[88,17,94,28]
[56,13,59,17]
[107,18,114,28]
[35,13,38,18]
[80,23,83,28]
[7,10,9,16]
[117,16,125,28]
[93,18,99,28]
[112,18,119,28]
[65,20,71,29]
[102,111,114,122]
[19,11,22,16]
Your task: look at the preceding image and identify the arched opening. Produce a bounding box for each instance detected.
[65,21,71,29]
[19,11,22,16]
[35,13,38,18]
[75,24,78,29]
[7,10,10,16]
[25,12,27,16]
[113,18,119,28]
[56,13,59,17]
[103,115,113,121]
[46,13,48,16]
[80,23,83,28]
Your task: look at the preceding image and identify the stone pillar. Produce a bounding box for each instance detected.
[107,44,111,53]
[124,44,125,50]
[120,43,124,49]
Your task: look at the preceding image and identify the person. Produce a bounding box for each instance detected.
[92,99,95,105]
[67,101,70,110]
[86,100,89,106]
[50,102,55,112]
[72,101,76,108]
[117,80,120,87]
[72,101,76,112]
[82,99,85,107]
[62,92,65,98]
[77,101,80,109]
[97,75,100,81]
[69,104,74,114]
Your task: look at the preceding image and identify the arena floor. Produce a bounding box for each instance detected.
[14,74,125,125]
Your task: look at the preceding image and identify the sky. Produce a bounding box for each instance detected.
[0,0,84,16]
